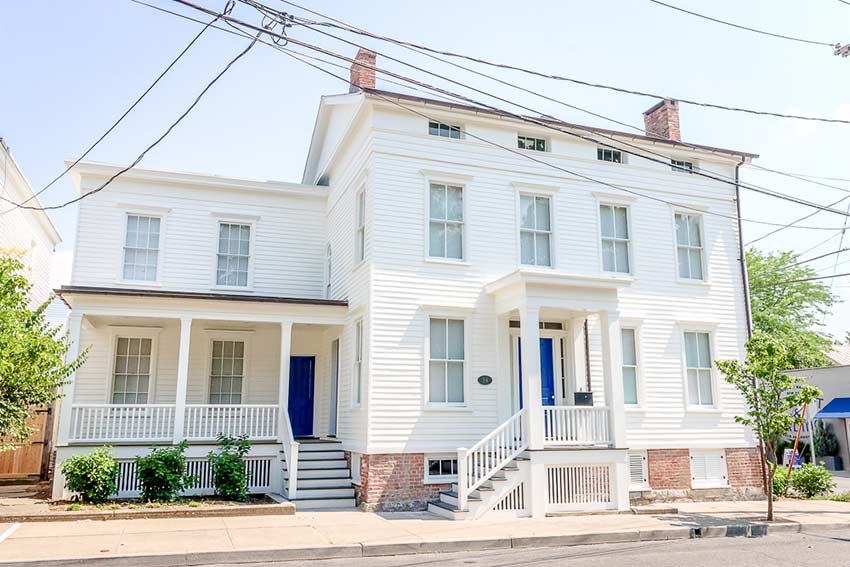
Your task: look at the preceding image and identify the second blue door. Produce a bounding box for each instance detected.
[517,337,556,408]
[288,356,315,437]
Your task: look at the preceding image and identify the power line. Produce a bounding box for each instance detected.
[234,0,850,222]
[168,2,850,232]
[0,3,229,216]
[646,0,840,48]
[753,271,850,287]
[275,0,850,125]
[789,247,850,267]
[6,16,265,212]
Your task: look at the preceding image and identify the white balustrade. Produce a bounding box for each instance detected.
[543,406,611,446]
[457,409,526,511]
[69,405,176,442]
[184,405,279,441]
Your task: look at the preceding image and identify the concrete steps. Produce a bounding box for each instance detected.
[283,439,356,510]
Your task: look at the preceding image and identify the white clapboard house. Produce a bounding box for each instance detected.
[52,50,763,517]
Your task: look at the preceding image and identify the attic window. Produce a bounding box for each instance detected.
[671,159,694,173]
[518,135,546,152]
[429,121,461,139]
[597,148,623,163]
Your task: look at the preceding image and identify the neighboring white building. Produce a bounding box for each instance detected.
[52,51,763,517]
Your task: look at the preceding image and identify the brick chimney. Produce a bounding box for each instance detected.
[643,99,681,141]
[349,48,377,93]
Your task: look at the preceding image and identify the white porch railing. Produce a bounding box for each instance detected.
[69,405,176,442]
[184,405,279,441]
[280,407,300,500]
[457,408,526,511]
[543,406,611,446]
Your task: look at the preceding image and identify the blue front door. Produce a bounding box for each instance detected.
[517,337,556,408]
[288,356,315,437]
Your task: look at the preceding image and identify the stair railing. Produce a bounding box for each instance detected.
[280,407,300,500]
[457,408,527,511]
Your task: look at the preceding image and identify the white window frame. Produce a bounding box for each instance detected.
[428,120,462,139]
[597,147,624,164]
[107,326,161,405]
[118,211,165,285]
[325,244,332,299]
[628,450,649,491]
[423,310,471,409]
[355,189,366,265]
[517,134,547,152]
[680,328,718,410]
[212,217,256,291]
[671,159,696,174]
[690,449,728,488]
[423,454,459,484]
[598,202,633,275]
[621,325,641,407]
[426,181,466,262]
[352,318,364,408]
[673,211,707,282]
[202,330,252,405]
[517,191,556,269]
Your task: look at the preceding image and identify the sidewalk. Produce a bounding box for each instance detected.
[1,500,850,566]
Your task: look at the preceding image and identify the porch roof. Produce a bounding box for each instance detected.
[56,286,348,307]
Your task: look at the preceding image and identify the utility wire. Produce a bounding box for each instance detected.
[646,0,840,48]
[234,0,850,221]
[169,2,849,232]
[275,0,850,125]
[789,247,850,267]
[6,19,264,211]
[0,4,229,216]
[752,271,850,287]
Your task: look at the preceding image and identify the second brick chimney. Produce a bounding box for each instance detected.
[349,48,377,93]
[643,99,681,141]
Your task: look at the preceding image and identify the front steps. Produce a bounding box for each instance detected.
[427,456,529,520]
[283,438,356,510]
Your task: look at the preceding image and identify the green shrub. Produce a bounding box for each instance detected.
[772,469,788,497]
[135,441,193,502]
[814,421,840,457]
[208,434,251,501]
[790,463,835,498]
[60,447,118,503]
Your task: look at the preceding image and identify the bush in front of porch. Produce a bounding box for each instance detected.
[208,434,251,501]
[60,446,118,503]
[135,441,194,502]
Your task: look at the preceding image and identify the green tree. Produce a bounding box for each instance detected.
[716,333,821,521]
[746,249,836,368]
[0,256,86,450]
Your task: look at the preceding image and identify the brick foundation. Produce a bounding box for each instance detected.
[353,453,449,512]
[647,449,691,490]
[726,447,764,489]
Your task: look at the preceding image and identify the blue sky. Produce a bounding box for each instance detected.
[2,0,849,337]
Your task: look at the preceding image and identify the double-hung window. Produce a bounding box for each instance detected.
[428,183,464,260]
[216,222,251,287]
[428,318,465,404]
[209,340,244,404]
[519,195,552,267]
[355,190,365,263]
[600,204,631,273]
[123,215,160,281]
[675,213,704,280]
[353,319,363,406]
[112,337,153,404]
[428,121,461,139]
[621,328,638,405]
[684,331,714,406]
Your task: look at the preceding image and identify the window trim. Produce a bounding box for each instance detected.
[679,327,719,410]
[620,323,642,408]
[354,188,366,267]
[516,190,556,269]
[672,210,708,283]
[202,330,252,405]
[423,310,470,409]
[352,318,365,408]
[628,450,650,491]
[107,327,161,405]
[211,218,256,291]
[517,134,547,152]
[689,449,729,489]
[423,454,459,484]
[425,179,467,263]
[117,211,165,286]
[597,201,634,275]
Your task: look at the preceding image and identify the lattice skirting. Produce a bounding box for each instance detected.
[115,457,273,498]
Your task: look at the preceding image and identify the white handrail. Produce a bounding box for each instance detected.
[279,407,300,500]
[184,404,279,441]
[69,404,176,442]
[543,406,611,446]
[457,408,526,511]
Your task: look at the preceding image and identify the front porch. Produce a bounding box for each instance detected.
[52,287,350,504]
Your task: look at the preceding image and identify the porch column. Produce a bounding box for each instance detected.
[277,321,293,441]
[599,310,626,448]
[569,317,587,396]
[496,315,512,423]
[172,316,192,443]
[519,305,544,450]
[56,312,84,447]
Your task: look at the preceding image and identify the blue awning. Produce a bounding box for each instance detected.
[815,398,850,419]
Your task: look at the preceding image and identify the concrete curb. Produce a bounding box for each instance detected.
[0,503,296,523]
[1,521,848,567]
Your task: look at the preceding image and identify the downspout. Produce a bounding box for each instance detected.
[736,157,768,494]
